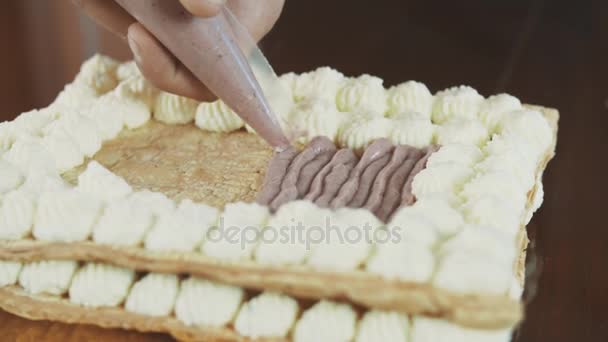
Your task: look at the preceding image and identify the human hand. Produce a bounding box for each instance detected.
[73,0,285,101]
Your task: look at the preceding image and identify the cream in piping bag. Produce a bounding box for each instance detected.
[114,0,291,149]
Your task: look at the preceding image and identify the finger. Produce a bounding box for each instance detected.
[72,0,135,39]
[227,0,285,41]
[127,23,216,102]
[179,0,225,18]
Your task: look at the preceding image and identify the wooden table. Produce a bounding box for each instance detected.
[1,0,607,341]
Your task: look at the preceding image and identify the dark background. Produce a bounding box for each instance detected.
[0,0,607,341]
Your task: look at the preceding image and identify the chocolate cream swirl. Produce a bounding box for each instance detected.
[257,137,437,222]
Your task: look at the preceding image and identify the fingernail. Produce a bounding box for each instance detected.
[127,32,143,65]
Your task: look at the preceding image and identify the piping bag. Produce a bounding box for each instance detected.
[114,0,292,150]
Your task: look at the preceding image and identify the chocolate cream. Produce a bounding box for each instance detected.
[257,137,438,222]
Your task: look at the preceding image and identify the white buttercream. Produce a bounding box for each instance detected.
[436,118,489,147]
[13,108,56,137]
[69,263,135,307]
[461,170,528,210]
[411,162,474,199]
[433,251,512,295]
[484,132,536,166]
[117,61,141,81]
[106,87,152,129]
[411,316,512,342]
[0,122,14,152]
[293,301,357,342]
[195,100,244,133]
[366,238,435,282]
[175,277,244,327]
[337,74,387,114]
[41,130,84,172]
[53,83,98,110]
[426,143,483,168]
[125,273,179,317]
[153,92,198,124]
[75,54,119,94]
[202,202,268,261]
[0,190,35,240]
[33,189,103,242]
[498,109,552,156]
[389,112,435,148]
[77,161,132,202]
[356,311,410,342]
[388,207,439,247]
[307,207,379,271]
[0,159,24,194]
[82,93,125,140]
[0,261,22,287]
[5,137,58,175]
[43,112,102,158]
[438,225,517,265]
[255,200,327,266]
[115,74,159,110]
[19,171,68,196]
[432,85,484,124]
[128,190,175,218]
[409,195,464,237]
[287,98,346,143]
[145,199,218,252]
[288,67,345,102]
[463,194,523,236]
[234,292,299,339]
[92,195,156,246]
[387,81,434,118]
[475,152,536,192]
[19,261,78,295]
[477,94,522,133]
[338,115,393,150]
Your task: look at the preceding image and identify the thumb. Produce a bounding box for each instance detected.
[179,0,226,17]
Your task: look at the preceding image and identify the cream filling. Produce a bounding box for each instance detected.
[432,85,484,124]
[77,161,133,202]
[0,159,24,194]
[0,190,35,240]
[356,311,410,342]
[19,260,78,295]
[92,195,156,246]
[411,316,512,342]
[153,92,198,125]
[0,261,22,287]
[174,277,244,327]
[195,100,245,133]
[293,300,357,342]
[125,273,179,317]
[386,81,433,118]
[145,199,218,252]
[234,292,299,338]
[201,202,269,261]
[336,74,387,114]
[69,262,135,307]
[33,189,103,242]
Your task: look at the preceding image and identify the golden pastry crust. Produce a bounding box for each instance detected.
[0,285,283,342]
[63,121,273,208]
[0,238,521,330]
[0,106,558,333]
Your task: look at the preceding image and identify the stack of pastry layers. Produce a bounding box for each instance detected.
[0,55,557,341]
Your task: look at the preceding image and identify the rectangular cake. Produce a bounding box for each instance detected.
[0,55,557,341]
